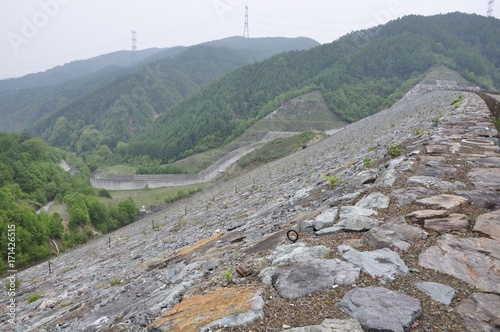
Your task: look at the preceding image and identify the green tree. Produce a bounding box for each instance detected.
[47,213,64,239]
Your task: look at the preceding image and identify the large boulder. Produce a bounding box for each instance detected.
[468,168,500,191]
[338,287,421,332]
[338,245,409,280]
[271,259,360,300]
[419,235,500,293]
[361,223,428,250]
[454,190,500,210]
[313,208,338,231]
[361,227,410,251]
[473,209,500,241]
[148,287,264,332]
[456,293,500,332]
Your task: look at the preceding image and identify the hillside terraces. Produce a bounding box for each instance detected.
[1,77,499,331]
[90,90,346,190]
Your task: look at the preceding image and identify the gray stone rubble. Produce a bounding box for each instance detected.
[1,71,499,332]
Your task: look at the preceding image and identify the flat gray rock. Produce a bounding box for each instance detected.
[313,208,338,231]
[454,190,500,210]
[419,235,500,293]
[456,293,500,332]
[381,223,428,242]
[314,225,344,236]
[468,168,500,191]
[355,192,390,209]
[299,219,315,232]
[330,191,363,206]
[375,168,397,187]
[338,287,422,332]
[338,206,379,231]
[272,259,360,300]
[338,245,409,280]
[415,281,456,305]
[466,156,500,168]
[355,168,379,185]
[361,227,411,251]
[390,187,436,205]
[284,318,363,332]
[408,176,461,190]
[268,243,330,267]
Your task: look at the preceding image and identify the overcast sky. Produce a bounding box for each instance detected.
[0,0,496,79]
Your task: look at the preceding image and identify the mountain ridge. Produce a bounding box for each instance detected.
[126,13,500,163]
[0,36,318,134]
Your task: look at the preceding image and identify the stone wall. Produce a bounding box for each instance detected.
[90,174,202,190]
[90,133,296,191]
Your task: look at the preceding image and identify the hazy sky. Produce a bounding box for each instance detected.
[0,0,495,79]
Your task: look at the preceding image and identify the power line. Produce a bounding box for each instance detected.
[131,30,138,51]
[487,0,495,16]
[243,5,249,38]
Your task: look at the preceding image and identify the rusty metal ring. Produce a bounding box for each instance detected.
[287,230,299,243]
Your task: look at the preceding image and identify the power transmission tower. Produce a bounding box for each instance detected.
[243,6,249,38]
[131,30,137,51]
[487,0,495,16]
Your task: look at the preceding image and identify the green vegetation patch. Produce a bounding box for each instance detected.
[387,144,402,159]
[235,131,326,172]
[109,183,208,210]
[323,175,346,189]
[26,292,42,303]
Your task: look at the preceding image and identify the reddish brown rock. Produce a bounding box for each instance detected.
[416,194,468,213]
[236,263,253,277]
[148,287,263,332]
[424,214,470,233]
[473,209,500,241]
[406,209,449,222]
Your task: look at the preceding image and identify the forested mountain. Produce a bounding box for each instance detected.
[144,36,319,63]
[0,66,137,132]
[0,48,164,92]
[128,13,500,163]
[0,36,317,138]
[203,36,320,59]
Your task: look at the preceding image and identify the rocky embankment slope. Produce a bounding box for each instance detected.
[1,76,499,332]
